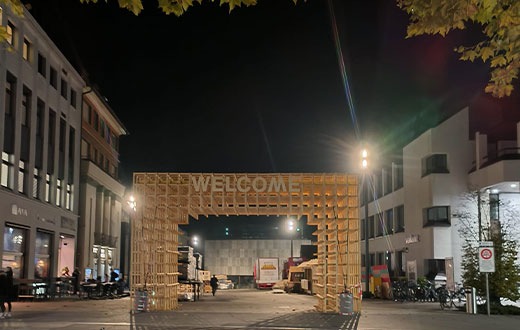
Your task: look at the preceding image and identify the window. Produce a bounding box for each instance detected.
[35,100,45,168]
[33,168,40,199]
[395,205,404,233]
[383,167,392,195]
[422,154,449,176]
[393,164,403,189]
[490,194,499,220]
[45,173,51,203]
[22,38,31,61]
[49,66,57,89]
[376,213,384,237]
[37,53,47,77]
[6,21,15,46]
[66,184,73,210]
[1,152,14,189]
[3,226,27,279]
[56,179,62,207]
[424,206,450,226]
[385,208,394,235]
[93,111,99,131]
[70,89,77,108]
[21,88,30,126]
[60,78,67,99]
[35,231,52,279]
[17,160,25,194]
[361,218,366,241]
[368,215,375,238]
[5,77,15,116]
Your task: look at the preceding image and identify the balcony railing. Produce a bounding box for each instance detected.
[470,147,520,173]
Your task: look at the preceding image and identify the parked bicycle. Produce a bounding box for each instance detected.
[438,284,466,310]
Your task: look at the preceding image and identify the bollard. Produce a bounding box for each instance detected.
[465,287,477,314]
[339,291,354,315]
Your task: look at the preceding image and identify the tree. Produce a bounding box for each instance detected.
[397,0,520,98]
[0,0,302,43]
[456,191,520,306]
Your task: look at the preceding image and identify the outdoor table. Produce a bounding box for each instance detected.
[80,283,97,298]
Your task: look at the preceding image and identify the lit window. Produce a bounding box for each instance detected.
[22,38,31,61]
[6,21,14,46]
[45,173,51,202]
[18,160,25,194]
[66,184,73,211]
[33,168,40,199]
[56,179,62,207]
[1,152,14,189]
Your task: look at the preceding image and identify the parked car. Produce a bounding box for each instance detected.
[218,279,234,290]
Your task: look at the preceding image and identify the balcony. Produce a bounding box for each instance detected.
[94,232,118,247]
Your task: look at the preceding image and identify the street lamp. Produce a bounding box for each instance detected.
[287,218,296,258]
[361,148,370,295]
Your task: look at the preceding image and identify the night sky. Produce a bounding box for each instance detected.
[26,0,519,239]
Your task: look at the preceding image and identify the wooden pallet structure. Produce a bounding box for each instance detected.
[131,173,361,312]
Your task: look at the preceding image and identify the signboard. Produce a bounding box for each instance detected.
[478,241,495,273]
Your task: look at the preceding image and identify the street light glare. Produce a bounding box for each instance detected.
[361,149,368,158]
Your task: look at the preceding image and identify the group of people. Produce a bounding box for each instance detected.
[0,267,15,319]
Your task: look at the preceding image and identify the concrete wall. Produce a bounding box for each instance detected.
[203,239,311,276]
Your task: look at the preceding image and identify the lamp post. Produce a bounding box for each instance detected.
[361,148,370,295]
[287,218,295,258]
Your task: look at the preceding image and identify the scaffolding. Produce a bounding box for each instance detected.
[131,173,361,313]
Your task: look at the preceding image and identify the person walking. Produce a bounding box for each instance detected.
[210,275,219,296]
[72,267,81,295]
[4,267,14,318]
[0,268,13,319]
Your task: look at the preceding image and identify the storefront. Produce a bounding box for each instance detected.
[0,192,78,281]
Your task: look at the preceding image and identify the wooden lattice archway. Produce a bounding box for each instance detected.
[131,173,361,313]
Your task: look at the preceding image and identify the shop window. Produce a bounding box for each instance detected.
[35,231,52,279]
[3,226,27,279]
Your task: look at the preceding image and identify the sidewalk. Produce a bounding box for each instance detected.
[358,299,520,330]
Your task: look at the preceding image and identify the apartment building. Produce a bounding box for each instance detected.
[0,5,83,279]
[361,106,520,284]
[78,87,128,281]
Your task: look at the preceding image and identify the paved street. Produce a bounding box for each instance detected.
[2,289,519,329]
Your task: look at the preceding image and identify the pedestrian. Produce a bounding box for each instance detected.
[210,275,219,296]
[110,268,119,282]
[72,267,81,295]
[0,268,13,318]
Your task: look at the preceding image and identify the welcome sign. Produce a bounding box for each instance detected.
[191,175,301,193]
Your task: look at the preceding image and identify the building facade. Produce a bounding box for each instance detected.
[78,88,128,282]
[361,106,520,285]
[0,5,83,280]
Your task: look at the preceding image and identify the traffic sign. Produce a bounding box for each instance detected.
[478,241,495,273]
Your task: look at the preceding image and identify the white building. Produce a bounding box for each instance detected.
[0,5,83,280]
[78,87,128,282]
[361,105,520,284]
